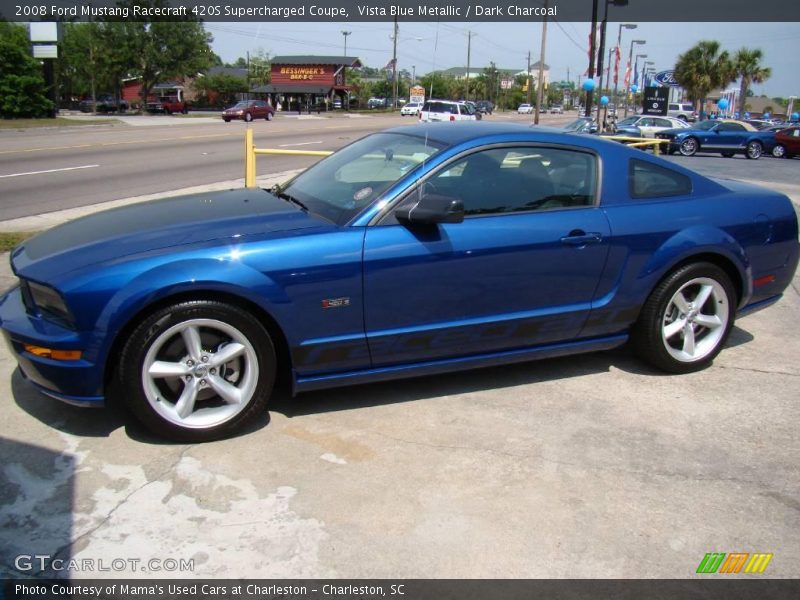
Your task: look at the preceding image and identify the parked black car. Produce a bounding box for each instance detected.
[79,95,129,113]
[476,100,494,115]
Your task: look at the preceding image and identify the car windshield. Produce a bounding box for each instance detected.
[562,118,592,132]
[230,102,250,109]
[281,132,446,225]
[617,117,639,127]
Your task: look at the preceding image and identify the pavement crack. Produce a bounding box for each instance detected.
[716,364,799,377]
[30,444,196,578]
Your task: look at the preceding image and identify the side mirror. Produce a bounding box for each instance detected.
[396,193,465,225]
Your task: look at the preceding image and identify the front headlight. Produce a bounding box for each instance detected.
[26,281,75,327]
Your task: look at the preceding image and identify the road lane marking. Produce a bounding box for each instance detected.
[0,164,100,179]
[278,141,323,147]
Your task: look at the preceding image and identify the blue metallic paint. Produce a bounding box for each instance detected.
[1,123,797,409]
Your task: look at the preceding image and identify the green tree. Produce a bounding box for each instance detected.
[113,1,215,106]
[0,22,54,118]
[419,73,453,99]
[733,48,771,115]
[193,72,248,107]
[674,40,735,115]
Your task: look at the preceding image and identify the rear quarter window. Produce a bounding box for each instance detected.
[629,159,692,199]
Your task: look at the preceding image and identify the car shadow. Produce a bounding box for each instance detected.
[270,344,666,418]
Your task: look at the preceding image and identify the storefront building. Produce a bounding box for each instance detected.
[253,55,361,112]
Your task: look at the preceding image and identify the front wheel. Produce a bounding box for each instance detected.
[266,111,273,121]
[679,138,698,156]
[244,112,253,122]
[772,144,786,158]
[116,300,276,442]
[632,263,735,374]
[745,141,762,159]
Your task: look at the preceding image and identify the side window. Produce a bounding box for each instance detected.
[419,147,597,216]
[668,104,679,111]
[629,159,692,199]
[654,118,672,128]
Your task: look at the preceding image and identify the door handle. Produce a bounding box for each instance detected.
[560,230,603,246]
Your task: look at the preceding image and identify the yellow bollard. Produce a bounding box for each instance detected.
[653,140,660,156]
[244,128,256,188]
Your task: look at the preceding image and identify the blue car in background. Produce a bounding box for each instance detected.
[1,123,797,441]
[656,119,777,159]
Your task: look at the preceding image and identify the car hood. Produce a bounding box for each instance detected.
[12,188,329,282]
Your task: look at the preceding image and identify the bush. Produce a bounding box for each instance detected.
[0,23,54,118]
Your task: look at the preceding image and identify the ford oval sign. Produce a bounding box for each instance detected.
[654,70,680,87]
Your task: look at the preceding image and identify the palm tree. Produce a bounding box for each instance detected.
[674,41,735,117]
[733,48,771,115]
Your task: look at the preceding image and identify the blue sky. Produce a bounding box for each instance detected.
[206,21,798,97]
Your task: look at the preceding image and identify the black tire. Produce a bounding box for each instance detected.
[721,152,735,158]
[182,106,189,114]
[679,137,698,156]
[244,112,253,122]
[266,111,273,121]
[632,262,736,374]
[165,108,172,115]
[223,118,231,123]
[745,140,762,160]
[771,144,785,158]
[116,300,276,442]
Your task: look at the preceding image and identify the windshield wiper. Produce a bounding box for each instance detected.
[270,184,309,211]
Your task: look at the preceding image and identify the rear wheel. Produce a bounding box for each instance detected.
[679,138,698,156]
[116,300,276,442]
[632,263,735,373]
[772,144,786,158]
[745,141,762,159]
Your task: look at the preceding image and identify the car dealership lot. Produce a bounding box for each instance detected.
[0,118,799,579]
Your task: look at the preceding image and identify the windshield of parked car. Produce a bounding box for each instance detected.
[562,118,593,132]
[280,132,446,225]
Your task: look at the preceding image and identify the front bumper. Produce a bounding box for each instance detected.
[0,287,105,406]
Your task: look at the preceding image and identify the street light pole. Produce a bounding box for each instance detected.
[341,30,351,109]
[623,39,645,118]
[595,0,629,121]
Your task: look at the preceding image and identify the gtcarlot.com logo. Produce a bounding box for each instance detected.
[14,554,195,573]
[696,552,773,574]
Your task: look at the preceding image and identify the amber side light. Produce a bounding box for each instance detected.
[23,345,82,361]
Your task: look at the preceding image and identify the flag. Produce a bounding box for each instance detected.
[585,23,600,76]
[613,46,621,86]
[623,60,631,90]
[384,57,396,70]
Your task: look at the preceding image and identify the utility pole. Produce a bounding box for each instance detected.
[534,1,549,125]
[391,15,398,109]
[526,50,532,105]
[585,0,599,117]
[465,30,475,101]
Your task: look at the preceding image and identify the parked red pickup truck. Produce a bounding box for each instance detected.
[146,96,189,114]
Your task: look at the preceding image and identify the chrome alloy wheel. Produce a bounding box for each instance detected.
[141,318,259,429]
[661,277,729,363]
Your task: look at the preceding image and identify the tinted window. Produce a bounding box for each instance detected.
[718,122,745,132]
[420,147,597,216]
[629,159,692,199]
[653,118,672,127]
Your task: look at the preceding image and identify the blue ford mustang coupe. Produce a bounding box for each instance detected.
[1,123,798,441]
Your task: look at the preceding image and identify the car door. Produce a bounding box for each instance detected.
[362,145,611,367]
[716,122,749,149]
[637,117,656,137]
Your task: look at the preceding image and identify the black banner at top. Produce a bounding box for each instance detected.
[2,0,800,22]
